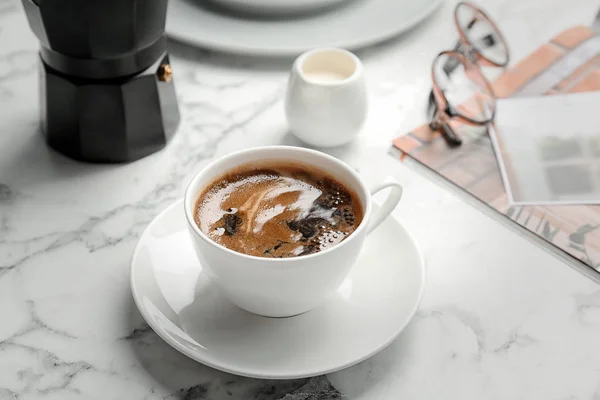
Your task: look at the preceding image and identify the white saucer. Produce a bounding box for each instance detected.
[130,200,425,379]
[166,0,441,56]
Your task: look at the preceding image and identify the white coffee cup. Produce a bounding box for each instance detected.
[184,146,402,317]
[285,48,368,147]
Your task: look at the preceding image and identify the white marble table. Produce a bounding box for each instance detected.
[2,0,600,399]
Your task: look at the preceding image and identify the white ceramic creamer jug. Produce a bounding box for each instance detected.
[285,47,368,147]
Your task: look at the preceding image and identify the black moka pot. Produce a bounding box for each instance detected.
[21,0,180,163]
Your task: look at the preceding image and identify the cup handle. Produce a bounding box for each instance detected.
[367,181,403,235]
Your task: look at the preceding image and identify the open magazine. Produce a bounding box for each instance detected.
[393,25,600,272]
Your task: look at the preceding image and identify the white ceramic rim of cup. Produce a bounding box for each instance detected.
[294,47,363,86]
[184,146,372,265]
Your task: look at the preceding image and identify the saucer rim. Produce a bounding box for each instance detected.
[166,0,442,56]
[130,199,426,379]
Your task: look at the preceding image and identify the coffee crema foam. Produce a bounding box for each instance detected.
[194,163,363,258]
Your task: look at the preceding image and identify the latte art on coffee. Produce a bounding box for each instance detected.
[194,163,363,258]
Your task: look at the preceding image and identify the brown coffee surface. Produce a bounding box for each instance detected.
[194,163,363,258]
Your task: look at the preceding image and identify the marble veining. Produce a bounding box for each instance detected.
[2,0,600,398]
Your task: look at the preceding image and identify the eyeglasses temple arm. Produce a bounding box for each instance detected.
[439,122,463,147]
[593,7,600,34]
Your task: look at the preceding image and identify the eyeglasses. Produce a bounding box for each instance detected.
[428,2,510,147]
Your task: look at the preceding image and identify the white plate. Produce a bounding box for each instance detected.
[207,0,347,17]
[166,0,442,56]
[130,200,425,379]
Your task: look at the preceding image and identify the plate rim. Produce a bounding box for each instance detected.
[130,199,426,379]
[166,0,442,56]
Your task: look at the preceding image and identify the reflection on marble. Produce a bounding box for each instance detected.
[2,0,600,398]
